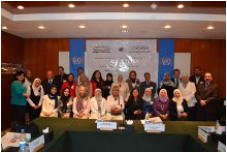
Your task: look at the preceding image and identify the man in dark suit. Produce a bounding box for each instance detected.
[189,67,204,87]
[42,70,60,95]
[140,72,157,98]
[171,69,181,88]
[55,66,68,90]
[195,73,219,121]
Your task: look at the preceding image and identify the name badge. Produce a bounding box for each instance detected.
[198,128,208,143]
[97,121,117,130]
[29,135,45,152]
[217,141,226,152]
[144,123,165,132]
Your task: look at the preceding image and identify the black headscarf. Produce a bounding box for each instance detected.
[48,85,58,109]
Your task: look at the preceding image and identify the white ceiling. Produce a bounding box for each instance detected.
[1,2,226,39]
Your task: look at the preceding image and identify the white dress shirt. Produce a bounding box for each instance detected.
[40,95,59,117]
[90,97,107,119]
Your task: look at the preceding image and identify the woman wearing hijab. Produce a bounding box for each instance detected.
[27,78,44,120]
[61,73,77,98]
[126,70,140,92]
[111,74,130,102]
[90,88,108,119]
[76,73,92,98]
[153,89,170,121]
[106,85,125,120]
[40,85,59,117]
[58,87,73,118]
[125,88,145,120]
[169,89,188,121]
[102,73,114,99]
[142,87,155,118]
[73,86,91,119]
[158,72,175,99]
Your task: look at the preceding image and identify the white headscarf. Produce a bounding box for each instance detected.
[142,87,152,102]
[32,78,41,90]
[172,89,184,105]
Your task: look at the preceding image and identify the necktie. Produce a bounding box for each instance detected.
[205,83,210,91]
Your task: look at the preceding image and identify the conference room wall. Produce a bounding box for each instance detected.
[1,31,24,130]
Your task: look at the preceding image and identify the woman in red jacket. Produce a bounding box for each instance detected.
[90,70,104,96]
[61,73,76,97]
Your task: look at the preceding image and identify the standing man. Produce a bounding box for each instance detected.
[190,67,204,87]
[42,70,60,95]
[195,73,219,121]
[171,69,181,88]
[76,67,84,84]
[140,72,157,98]
[55,66,68,93]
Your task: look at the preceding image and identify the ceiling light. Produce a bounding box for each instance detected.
[38,26,45,29]
[2,26,8,30]
[123,3,129,8]
[68,4,75,8]
[164,25,171,29]
[17,5,24,10]
[177,4,184,9]
[121,25,128,29]
[150,3,158,10]
[207,26,214,30]
[79,25,86,29]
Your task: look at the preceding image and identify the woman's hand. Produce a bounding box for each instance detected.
[180,112,187,117]
[23,93,30,98]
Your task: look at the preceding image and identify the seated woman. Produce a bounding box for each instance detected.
[142,87,155,119]
[27,78,44,121]
[125,88,145,120]
[169,89,188,121]
[153,89,170,121]
[40,85,59,117]
[73,86,91,119]
[58,87,73,118]
[90,88,108,120]
[106,85,125,120]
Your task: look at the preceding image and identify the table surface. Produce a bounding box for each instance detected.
[30,117,220,152]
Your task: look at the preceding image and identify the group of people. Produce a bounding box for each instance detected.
[10,66,219,124]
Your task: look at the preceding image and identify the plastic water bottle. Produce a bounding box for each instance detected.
[19,129,26,152]
[25,134,31,152]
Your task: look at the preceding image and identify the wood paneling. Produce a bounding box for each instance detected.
[1,32,24,130]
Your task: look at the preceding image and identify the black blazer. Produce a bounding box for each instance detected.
[171,78,182,88]
[42,79,60,95]
[125,98,145,120]
[169,99,188,121]
[139,81,157,98]
[189,75,204,86]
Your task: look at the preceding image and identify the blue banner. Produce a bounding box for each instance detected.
[69,39,85,77]
[158,39,174,84]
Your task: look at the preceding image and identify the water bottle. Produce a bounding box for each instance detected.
[19,129,26,152]
[25,134,31,152]
[145,112,150,125]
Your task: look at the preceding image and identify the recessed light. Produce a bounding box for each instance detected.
[2,26,8,30]
[164,25,171,29]
[68,4,75,8]
[38,26,45,29]
[123,3,129,8]
[17,5,24,10]
[79,25,86,29]
[121,25,128,29]
[177,4,184,9]
[207,26,214,30]
[150,3,158,10]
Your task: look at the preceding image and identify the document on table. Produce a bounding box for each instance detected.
[141,117,163,125]
[1,132,31,150]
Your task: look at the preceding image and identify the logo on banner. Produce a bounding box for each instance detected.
[71,57,84,65]
[160,57,173,66]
